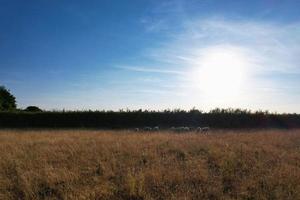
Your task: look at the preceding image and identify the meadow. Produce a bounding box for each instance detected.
[0,129,300,200]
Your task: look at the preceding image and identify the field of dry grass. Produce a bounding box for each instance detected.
[0,129,300,200]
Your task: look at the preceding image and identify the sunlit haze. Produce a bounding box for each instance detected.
[189,45,248,101]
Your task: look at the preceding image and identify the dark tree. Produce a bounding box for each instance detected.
[24,106,42,112]
[0,86,16,111]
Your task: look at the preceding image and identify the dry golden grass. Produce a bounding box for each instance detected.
[0,129,300,200]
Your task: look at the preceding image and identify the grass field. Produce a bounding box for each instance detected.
[0,129,300,200]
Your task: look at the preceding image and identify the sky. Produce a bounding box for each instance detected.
[1,0,300,112]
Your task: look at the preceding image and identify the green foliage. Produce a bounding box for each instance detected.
[24,106,42,112]
[0,86,16,111]
[0,108,299,128]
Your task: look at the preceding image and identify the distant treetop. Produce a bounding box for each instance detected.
[24,106,43,112]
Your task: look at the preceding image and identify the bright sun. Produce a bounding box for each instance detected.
[190,46,248,101]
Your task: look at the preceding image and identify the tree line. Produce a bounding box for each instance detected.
[1,108,300,129]
[1,85,300,129]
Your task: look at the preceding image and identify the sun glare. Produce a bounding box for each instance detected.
[190,46,248,102]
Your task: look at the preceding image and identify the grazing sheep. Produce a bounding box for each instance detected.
[173,126,189,133]
[196,127,202,133]
[183,127,190,132]
[153,126,159,131]
[175,127,184,133]
[143,127,152,131]
[189,127,196,131]
[201,127,210,134]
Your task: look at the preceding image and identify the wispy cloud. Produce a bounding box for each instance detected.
[118,15,300,112]
[116,66,185,75]
[136,89,185,96]
[140,0,186,33]
[146,18,300,74]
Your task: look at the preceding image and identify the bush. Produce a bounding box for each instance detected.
[24,106,42,112]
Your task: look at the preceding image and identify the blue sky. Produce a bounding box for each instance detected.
[1,0,300,112]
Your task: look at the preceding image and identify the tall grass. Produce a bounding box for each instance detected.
[0,129,300,199]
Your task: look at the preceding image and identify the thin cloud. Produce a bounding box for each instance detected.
[116,66,185,75]
[147,18,300,74]
[136,89,185,96]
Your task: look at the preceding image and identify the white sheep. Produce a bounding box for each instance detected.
[143,127,152,131]
[183,127,190,131]
[153,126,159,131]
[201,127,210,134]
[174,126,189,133]
[175,127,184,132]
[196,127,202,133]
